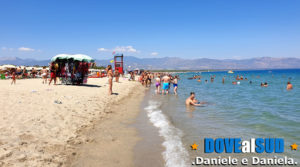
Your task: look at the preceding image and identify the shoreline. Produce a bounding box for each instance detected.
[66,85,146,167]
[0,78,145,166]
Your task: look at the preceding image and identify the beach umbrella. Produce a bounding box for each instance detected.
[1,64,16,68]
[51,54,94,62]
[51,54,71,62]
[72,54,95,62]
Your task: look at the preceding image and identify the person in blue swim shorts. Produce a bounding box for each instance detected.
[162,75,170,94]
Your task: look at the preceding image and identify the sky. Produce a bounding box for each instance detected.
[0,0,300,60]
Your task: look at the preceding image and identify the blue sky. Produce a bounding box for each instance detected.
[0,0,300,60]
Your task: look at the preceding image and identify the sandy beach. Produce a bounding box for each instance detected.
[0,77,144,167]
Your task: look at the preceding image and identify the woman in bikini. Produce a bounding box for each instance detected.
[11,69,16,85]
[106,65,113,95]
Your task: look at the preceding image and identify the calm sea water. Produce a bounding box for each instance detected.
[144,69,300,167]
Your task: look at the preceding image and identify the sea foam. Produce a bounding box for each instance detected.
[145,100,189,167]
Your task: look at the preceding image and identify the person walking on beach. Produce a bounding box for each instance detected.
[49,62,57,85]
[287,82,293,90]
[162,75,170,94]
[31,68,37,78]
[41,66,48,84]
[23,67,28,78]
[185,92,205,106]
[106,65,113,95]
[16,66,22,79]
[114,70,120,83]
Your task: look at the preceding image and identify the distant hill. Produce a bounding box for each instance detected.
[1,56,300,70]
[0,57,49,66]
[96,56,300,70]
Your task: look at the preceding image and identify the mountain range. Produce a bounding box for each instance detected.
[0,56,300,70]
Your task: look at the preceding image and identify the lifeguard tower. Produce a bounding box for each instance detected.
[114,53,124,74]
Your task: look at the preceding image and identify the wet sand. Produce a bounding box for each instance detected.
[133,89,165,167]
[66,87,146,167]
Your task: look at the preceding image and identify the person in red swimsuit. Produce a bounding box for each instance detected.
[49,62,57,85]
[11,71,16,85]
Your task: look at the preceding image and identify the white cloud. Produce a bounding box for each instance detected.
[18,47,35,52]
[113,46,138,53]
[97,46,139,54]
[150,52,158,56]
[1,47,7,51]
[97,48,108,52]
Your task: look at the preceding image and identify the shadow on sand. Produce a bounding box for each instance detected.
[56,84,101,87]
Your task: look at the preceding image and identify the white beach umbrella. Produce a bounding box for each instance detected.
[2,64,16,68]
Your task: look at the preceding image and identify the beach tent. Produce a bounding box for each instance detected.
[51,54,94,63]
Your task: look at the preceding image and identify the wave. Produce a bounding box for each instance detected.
[145,100,189,167]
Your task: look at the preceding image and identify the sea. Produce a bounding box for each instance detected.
[136,69,300,167]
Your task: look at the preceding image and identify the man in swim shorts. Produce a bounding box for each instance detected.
[185,92,204,106]
[173,75,178,94]
[162,75,170,94]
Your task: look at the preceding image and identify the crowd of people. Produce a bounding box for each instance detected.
[7,60,93,85]
[8,66,42,85]
[190,73,293,90]
[138,72,179,95]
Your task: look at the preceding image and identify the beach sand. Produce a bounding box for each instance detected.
[66,87,145,167]
[0,77,144,167]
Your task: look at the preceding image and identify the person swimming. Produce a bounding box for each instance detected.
[264,82,268,87]
[261,82,268,87]
[287,81,293,90]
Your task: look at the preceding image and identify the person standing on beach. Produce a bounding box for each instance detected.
[106,65,113,95]
[11,70,16,85]
[162,75,170,94]
[31,68,37,78]
[16,66,22,79]
[41,66,48,84]
[114,70,120,83]
[23,67,28,78]
[49,62,57,85]
[287,82,293,90]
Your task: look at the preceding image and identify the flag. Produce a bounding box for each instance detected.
[110,60,114,63]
